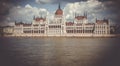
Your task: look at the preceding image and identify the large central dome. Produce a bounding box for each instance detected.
[55,3,63,15]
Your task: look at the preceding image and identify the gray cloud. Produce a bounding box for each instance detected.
[0,1,12,22]
[0,0,24,21]
[101,0,120,24]
[0,0,26,23]
[35,0,87,4]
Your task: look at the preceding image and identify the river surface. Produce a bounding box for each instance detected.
[0,37,120,66]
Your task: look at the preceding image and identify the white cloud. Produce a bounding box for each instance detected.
[25,4,33,8]
[7,4,49,23]
[63,0,106,22]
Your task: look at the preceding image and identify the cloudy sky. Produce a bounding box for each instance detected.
[0,0,120,25]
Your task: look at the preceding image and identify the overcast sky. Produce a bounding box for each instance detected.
[0,0,120,25]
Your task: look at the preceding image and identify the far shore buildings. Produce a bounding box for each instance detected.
[2,4,111,37]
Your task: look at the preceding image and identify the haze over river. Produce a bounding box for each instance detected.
[0,37,120,66]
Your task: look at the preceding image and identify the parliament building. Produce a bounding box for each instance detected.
[11,4,110,37]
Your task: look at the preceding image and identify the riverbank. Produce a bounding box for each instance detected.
[1,34,120,38]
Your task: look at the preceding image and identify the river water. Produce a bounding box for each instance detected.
[0,37,120,66]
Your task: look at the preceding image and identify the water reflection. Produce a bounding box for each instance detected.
[0,37,120,66]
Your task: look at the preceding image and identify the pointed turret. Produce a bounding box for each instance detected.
[84,11,87,18]
[33,15,35,20]
[75,12,77,17]
[96,18,97,22]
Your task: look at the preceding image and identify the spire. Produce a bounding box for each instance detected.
[33,15,35,20]
[15,20,17,25]
[86,12,87,17]
[58,3,61,9]
[103,17,108,22]
[40,15,43,18]
[96,18,97,22]
[79,13,80,16]
[75,12,77,17]
[103,17,105,20]
[39,11,43,18]
[84,12,85,16]
[84,11,87,17]
[103,17,107,20]
[15,20,16,23]
[86,11,87,17]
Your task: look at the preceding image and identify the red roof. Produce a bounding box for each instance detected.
[75,16,87,20]
[96,20,109,24]
[55,9,63,15]
[23,24,32,26]
[35,17,46,22]
[33,24,39,26]
[15,22,23,26]
[76,24,82,26]
[85,23,94,25]
[66,22,74,26]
